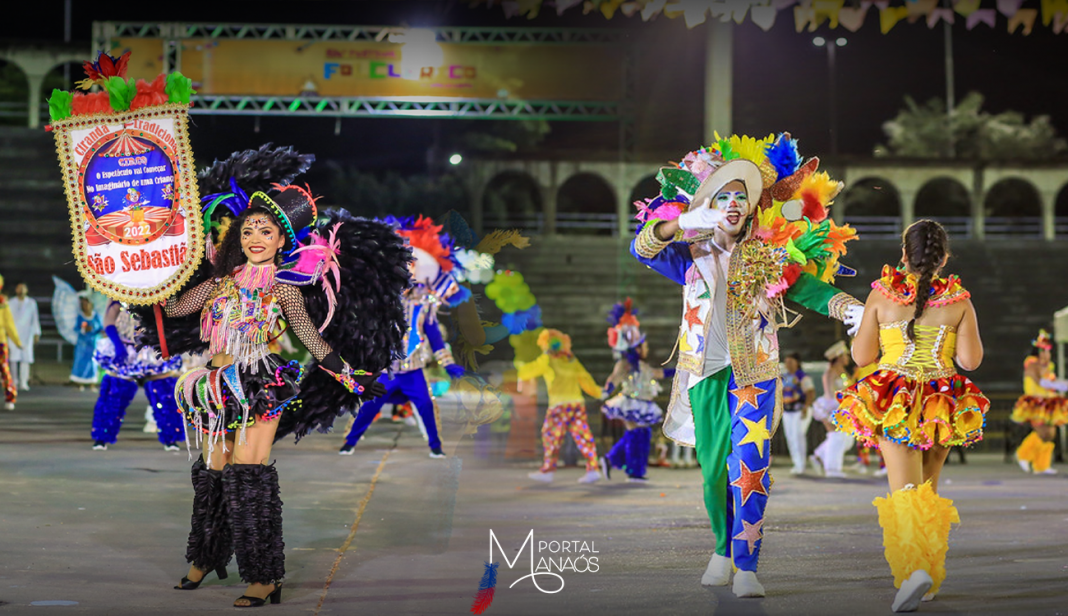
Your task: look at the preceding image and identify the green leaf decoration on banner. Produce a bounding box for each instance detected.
[47,89,73,121]
[104,76,136,112]
[165,72,195,104]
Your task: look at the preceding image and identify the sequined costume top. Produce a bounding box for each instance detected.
[164,263,333,368]
[394,287,457,373]
[1023,357,1058,397]
[616,362,662,402]
[877,321,957,381]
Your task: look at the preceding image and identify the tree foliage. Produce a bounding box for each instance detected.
[877,91,1067,160]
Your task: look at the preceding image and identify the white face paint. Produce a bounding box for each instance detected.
[410,246,441,285]
[714,181,753,236]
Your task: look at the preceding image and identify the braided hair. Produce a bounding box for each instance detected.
[902,219,950,341]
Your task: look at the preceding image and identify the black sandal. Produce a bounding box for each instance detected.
[234,583,282,608]
[174,565,228,590]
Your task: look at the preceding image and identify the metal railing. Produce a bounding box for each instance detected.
[843,216,901,238]
[0,101,47,121]
[985,216,1043,238]
[483,212,624,235]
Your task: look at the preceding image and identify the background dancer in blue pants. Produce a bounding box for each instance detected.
[600,298,672,482]
[90,301,184,451]
[340,216,467,458]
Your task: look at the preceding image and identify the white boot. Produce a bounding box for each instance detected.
[731,570,765,598]
[701,553,732,586]
[143,405,157,433]
[824,432,848,478]
[892,570,933,612]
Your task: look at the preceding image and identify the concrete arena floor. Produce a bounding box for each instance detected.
[1,386,1066,616]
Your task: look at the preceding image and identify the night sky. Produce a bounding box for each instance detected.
[6,0,1067,171]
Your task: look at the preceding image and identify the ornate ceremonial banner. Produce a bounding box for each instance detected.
[48,54,203,305]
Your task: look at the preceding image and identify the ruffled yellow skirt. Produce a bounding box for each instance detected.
[1010,395,1068,427]
[835,370,989,450]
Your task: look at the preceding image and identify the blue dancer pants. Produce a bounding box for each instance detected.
[344,370,441,450]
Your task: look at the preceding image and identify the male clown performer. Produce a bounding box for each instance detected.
[340,216,467,458]
[631,134,864,597]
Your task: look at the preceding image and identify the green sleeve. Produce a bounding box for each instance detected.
[785,272,845,317]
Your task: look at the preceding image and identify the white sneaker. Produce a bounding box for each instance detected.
[701,553,732,586]
[875,467,889,477]
[921,591,936,602]
[92,442,108,451]
[1037,467,1058,475]
[731,570,765,598]
[825,470,846,478]
[789,466,805,476]
[626,476,648,483]
[577,470,601,484]
[4,402,14,411]
[163,444,180,452]
[143,421,158,434]
[1017,458,1031,473]
[528,471,554,483]
[892,570,933,612]
[808,454,824,475]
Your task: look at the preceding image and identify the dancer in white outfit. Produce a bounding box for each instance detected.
[7,283,40,391]
[811,341,854,478]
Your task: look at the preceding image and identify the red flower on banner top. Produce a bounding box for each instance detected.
[76,51,131,91]
[130,74,169,110]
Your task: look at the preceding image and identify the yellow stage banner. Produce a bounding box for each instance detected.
[115,38,623,101]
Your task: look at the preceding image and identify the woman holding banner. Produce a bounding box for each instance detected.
[137,147,409,608]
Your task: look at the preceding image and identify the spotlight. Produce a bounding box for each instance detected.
[449,154,463,165]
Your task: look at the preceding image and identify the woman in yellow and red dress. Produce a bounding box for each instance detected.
[1010,330,1067,474]
[833,220,989,613]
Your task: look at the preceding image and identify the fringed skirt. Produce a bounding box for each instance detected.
[1010,395,1068,427]
[602,396,664,426]
[175,354,304,442]
[833,370,989,450]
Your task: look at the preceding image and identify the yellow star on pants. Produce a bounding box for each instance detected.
[738,415,771,457]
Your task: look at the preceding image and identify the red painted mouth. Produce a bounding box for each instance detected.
[726,212,741,225]
[249,246,266,254]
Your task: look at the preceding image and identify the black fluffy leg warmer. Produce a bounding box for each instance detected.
[184,458,234,572]
[223,463,285,584]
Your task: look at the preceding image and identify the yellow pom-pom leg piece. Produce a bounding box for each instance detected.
[1015,431,1043,468]
[1032,439,1056,473]
[874,482,959,596]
